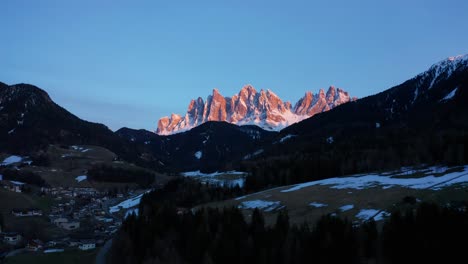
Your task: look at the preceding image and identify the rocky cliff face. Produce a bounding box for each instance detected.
[156,85,356,135]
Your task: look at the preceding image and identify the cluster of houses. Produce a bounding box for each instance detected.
[0,179,24,193]
[1,185,141,256]
[11,208,43,217]
[0,232,98,252]
[41,186,100,198]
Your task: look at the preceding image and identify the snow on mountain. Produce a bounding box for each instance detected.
[156,85,356,135]
[441,87,458,101]
[413,54,468,103]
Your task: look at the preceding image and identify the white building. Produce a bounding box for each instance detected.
[3,233,22,245]
[79,241,96,251]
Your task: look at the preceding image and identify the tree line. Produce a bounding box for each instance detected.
[87,165,156,188]
[109,179,468,264]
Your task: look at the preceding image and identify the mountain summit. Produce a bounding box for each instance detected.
[157,85,356,135]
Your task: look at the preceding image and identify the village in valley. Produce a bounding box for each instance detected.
[0,181,150,256]
[0,145,164,261]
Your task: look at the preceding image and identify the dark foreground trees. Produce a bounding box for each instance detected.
[109,180,468,263]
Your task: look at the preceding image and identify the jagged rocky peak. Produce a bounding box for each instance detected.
[156,84,356,135]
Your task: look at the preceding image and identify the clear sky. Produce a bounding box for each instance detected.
[1,0,467,130]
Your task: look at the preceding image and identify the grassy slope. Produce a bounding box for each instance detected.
[204,167,468,226]
[12,144,168,188]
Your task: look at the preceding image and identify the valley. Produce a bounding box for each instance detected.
[0,55,467,263]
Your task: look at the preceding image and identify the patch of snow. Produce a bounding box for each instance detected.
[182,170,247,177]
[182,170,247,188]
[356,209,390,221]
[1,155,23,166]
[8,128,15,134]
[375,122,381,128]
[356,209,378,220]
[281,165,468,192]
[413,87,419,103]
[110,190,151,213]
[243,149,264,160]
[194,151,203,159]
[125,208,139,218]
[339,204,354,212]
[441,87,458,101]
[81,149,91,153]
[373,211,390,221]
[10,180,25,185]
[144,141,151,145]
[326,136,334,144]
[238,200,282,212]
[309,202,328,208]
[235,195,247,201]
[75,175,87,182]
[432,173,468,190]
[279,134,296,143]
[44,249,64,253]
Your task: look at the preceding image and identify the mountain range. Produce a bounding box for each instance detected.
[157,85,356,135]
[1,54,467,174]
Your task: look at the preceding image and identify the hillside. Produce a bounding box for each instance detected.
[240,55,468,190]
[204,165,468,225]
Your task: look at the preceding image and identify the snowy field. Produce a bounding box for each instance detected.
[75,175,87,182]
[1,155,23,166]
[238,200,283,212]
[182,170,247,187]
[355,209,390,221]
[210,165,468,225]
[110,190,151,213]
[281,165,468,192]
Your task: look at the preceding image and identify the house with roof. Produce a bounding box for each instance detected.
[26,239,44,251]
[3,232,22,245]
[78,240,96,251]
[11,208,43,217]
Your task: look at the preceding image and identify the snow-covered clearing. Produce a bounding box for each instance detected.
[339,204,354,212]
[355,209,390,221]
[309,202,328,208]
[281,166,468,193]
[238,200,283,212]
[1,155,23,166]
[110,190,151,213]
[125,208,139,219]
[75,175,87,182]
[182,170,247,187]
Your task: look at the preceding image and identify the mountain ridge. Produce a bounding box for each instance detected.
[156,85,357,135]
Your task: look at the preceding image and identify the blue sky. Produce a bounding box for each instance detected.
[1,0,467,130]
